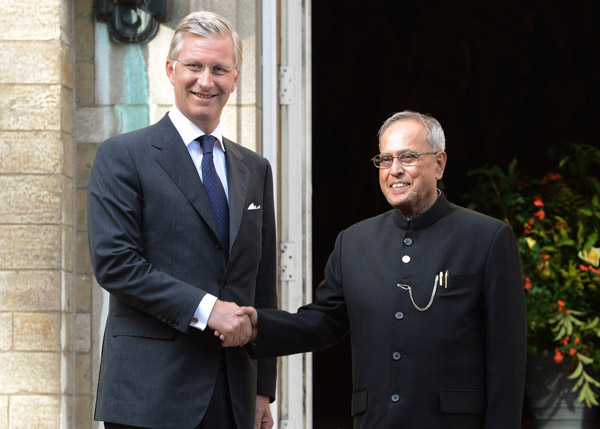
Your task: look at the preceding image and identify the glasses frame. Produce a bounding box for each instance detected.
[176,60,233,77]
[370,151,439,169]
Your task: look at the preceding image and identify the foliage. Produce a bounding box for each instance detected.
[462,144,600,407]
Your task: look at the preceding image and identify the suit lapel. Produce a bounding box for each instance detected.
[150,115,220,239]
[224,138,249,253]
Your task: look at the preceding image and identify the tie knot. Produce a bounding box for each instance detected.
[199,135,216,154]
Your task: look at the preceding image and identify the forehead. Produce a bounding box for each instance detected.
[179,34,235,64]
[380,120,429,153]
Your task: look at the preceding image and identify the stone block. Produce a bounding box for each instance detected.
[75,107,120,143]
[0,84,61,131]
[0,271,61,311]
[63,176,75,226]
[75,274,92,312]
[76,187,89,232]
[0,41,61,84]
[0,395,7,428]
[13,313,61,351]
[75,352,92,395]
[76,143,98,189]
[63,225,75,272]
[75,313,91,353]
[61,85,73,133]
[75,394,93,428]
[0,313,11,351]
[0,0,61,41]
[76,232,93,275]
[0,131,62,174]
[63,131,75,178]
[0,175,62,224]
[74,15,94,62]
[9,395,60,428]
[0,352,60,393]
[62,270,74,313]
[61,42,74,89]
[0,225,61,270]
[75,61,95,106]
[221,105,257,152]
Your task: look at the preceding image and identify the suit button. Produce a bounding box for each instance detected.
[221,281,228,289]
[391,394,400,403]
[395,311,404,320]
[215,242,222,250]
[392,352,402,361]
[403,237,413,246]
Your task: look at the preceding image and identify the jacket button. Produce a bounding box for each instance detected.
[215,242,222,250]
[221,281,228,289]
[403,237,413,246]
[392,352,402,361]
[391,394,400,403]
[395,311,404,320]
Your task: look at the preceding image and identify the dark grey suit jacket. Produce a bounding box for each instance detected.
[88,114,277,428]
[255,193,526,428]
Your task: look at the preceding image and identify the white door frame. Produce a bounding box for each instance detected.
[262,0,313,427]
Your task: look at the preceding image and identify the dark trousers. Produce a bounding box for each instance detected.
[104,357,237,429]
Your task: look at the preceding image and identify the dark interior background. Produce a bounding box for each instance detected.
[311,1,599,427]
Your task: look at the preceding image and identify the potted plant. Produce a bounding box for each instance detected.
[460,144,600,414]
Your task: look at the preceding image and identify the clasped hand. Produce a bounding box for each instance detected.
[208,300,258,347]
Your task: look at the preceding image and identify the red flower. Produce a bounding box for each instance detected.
[523,277,532,290]
[580,264,589,272]
[548,173,562,181]
[569,348,576,356]
[534,209,546,220]
[540,253,550,260]
[528,218,535,226]
[554,348,564,363]
[533,196,544,207]
[558,300,566,307]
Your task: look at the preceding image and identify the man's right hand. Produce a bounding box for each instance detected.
[214,306,258,347]
[207,300,253,346]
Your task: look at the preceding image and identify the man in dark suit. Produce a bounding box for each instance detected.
[235,111,527,428]
[87,11,277,429]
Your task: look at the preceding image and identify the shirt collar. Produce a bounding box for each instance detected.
[168,105,225,151]
[392,189,449,230]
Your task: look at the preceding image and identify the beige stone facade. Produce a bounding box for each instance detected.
[0,1,263,427]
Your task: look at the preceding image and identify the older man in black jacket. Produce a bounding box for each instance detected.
[234,111,526,428]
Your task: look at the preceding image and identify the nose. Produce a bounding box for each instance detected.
[196,67,213,88]
[389,157,405,175]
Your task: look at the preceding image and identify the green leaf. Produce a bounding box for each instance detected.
[569,361,584,379]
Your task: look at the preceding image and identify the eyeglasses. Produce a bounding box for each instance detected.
[176,60,233,77]
[371,151,438,169]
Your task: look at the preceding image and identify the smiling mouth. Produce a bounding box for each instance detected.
[192,91,216,99]
[391,183,409,189]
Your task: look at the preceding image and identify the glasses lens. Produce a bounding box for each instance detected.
[400,154,419,166]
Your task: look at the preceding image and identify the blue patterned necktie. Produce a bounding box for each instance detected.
[198,135,229,258]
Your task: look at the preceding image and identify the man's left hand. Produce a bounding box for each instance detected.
[255,394,273,429]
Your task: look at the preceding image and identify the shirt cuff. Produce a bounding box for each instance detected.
[190,294,218,330]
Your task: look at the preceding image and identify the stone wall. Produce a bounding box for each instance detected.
[0,0,260,427]
[0,0,76,427]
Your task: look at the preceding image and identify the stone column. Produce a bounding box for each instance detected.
[0,0,76,427]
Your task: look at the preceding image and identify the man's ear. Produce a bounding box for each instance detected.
[166,58,176,85]
[435,151,447,180]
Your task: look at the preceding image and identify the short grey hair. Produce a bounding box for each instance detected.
[378,111,446,152]
[168,11,243,72]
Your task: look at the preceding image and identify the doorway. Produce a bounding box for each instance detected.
[310,1,599,427]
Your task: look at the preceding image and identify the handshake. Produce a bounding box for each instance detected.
[207,300,259,347]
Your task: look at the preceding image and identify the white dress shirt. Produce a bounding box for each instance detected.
[168,106,228,330]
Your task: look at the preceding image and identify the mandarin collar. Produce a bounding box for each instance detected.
[392,190,450,230]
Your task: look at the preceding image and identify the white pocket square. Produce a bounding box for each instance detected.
[247,203,261,210]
